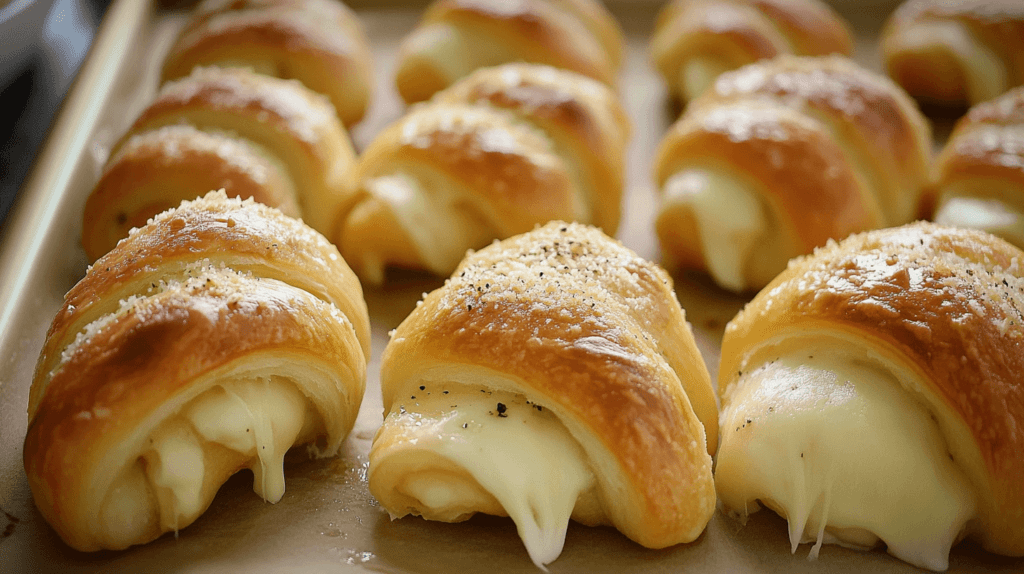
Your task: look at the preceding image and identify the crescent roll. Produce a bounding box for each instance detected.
[652,0,853,103]
[882,0,1024,109]
[161,0,373,127]
[26,191,369,551]
[393,0,623,104]
[334,63,630,285]
[715,222,1024,571]
[81,66,357,262]
[368,221,717,568]
[931,86,1024,249]
[653,55,932,293]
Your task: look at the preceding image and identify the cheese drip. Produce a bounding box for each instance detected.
[139,376,309,534]
[188,376,309,502]
[715,348,976,571]
[363,172,492,278]
[381,386,597,569]
[663,168,767,292]
[934,194,1024,249]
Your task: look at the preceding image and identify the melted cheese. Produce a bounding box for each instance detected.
[380,386,597,569]
[715,347,976,571]
[663,168,766,292]
[680,57,730,102]
[898,21,1007,104]
[934,194,1024,249]
[95,377,312,547]
[99,460,157,547]
[148,421,207,530]
[364,172,491,276]
[400,23,509,89]
[187,376,309,503]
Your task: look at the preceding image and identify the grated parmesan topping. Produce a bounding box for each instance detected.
[156,67,337,146]
[425,221,678,360]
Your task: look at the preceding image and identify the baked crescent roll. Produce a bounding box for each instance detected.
[161,0,373,127]
[81,66,357,262]
[653,55,932,293]
[931,86,1024,249]
[368,221,717,568]
[882,0,1024,109]
[716,222,1024,570]
[651,0,853,103]
[393,0,623,104]
[334,63,630,285]
[25,191,369,552]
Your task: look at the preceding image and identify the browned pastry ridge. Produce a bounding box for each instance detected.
[334,62,630,285]
[368,221,717,568]
[162,0,374,127]
[81,66,357,262]
[393,0,623,104]
[930,86,1024,249]
[26,191,370,552]
[882,0,1024,108]
[716,222,1024,570]
[652,0,853,103]
[653,54,932,293]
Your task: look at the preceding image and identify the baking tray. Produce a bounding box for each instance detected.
[0,0,1021,572]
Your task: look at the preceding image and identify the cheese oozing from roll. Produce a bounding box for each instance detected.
[660,168,768,292]
[104,374,314,539]
[715,345,976,571]
[371,383,602,569]
[933,193,1024,249]
[889,19,1008,105]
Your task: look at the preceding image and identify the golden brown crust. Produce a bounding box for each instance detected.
[25,269,364,551]
[121,67,356,239]
[652,0,853,101]
[656,100,880,252]
[706,55,933,224]
[26,192,369,551]
[930,87,1024,247]
[38,192,370,417]
[882,0,1024,107]
[433,63,630,234]
[379,221,717,548]
[161,0,373,126]
[82,126,301,261]
[549,0,624,69]
[336,65,628,283]
[395,0,621,103]
[720,222,1024,556]
[355,103,580,233]
[653,55,931,292]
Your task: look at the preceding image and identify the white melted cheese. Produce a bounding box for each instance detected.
[383,385,596,569]
[138,377,309,533]
[680,57,731,102]
[148,421,207,531]
[715,348,976,571]
[187,376,309,503]
[401,23,509,89]
[934,194,1024,249]
[363,172,492,276]
[663,168,766,292]
[898,20,1007,104]
[94,377,312,547]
